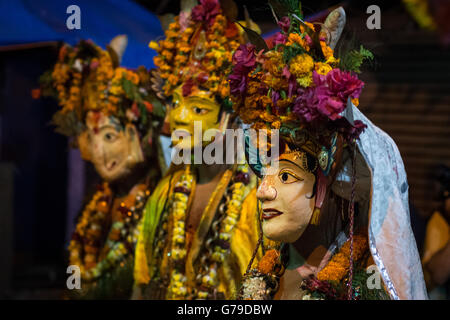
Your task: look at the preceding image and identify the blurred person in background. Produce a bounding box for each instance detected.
[422,164,450,299]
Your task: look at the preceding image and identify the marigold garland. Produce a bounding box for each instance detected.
[160,164,250,300]
[149,0,243,100]
[36,40,163,137]
[317,234,368,282]
[69,183,150,282]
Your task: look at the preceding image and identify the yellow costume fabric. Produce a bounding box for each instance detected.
[423,211,449,265]
[134,166,262,299]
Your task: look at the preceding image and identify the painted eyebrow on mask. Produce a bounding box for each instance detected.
[185,96,216,108]
[278,158,304,171]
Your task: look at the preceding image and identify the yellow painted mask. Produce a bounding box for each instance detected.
[169,86,222,150]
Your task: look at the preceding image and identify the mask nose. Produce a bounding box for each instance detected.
[256,176,277,202]
[172,104,191,126]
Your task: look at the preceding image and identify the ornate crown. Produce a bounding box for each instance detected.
[149,0,257,108]
[36,38,164,137]
[230,3,373,161]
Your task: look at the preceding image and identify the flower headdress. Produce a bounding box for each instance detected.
[36,37,165,138]
[230,4,373,167]
[150,0,252,109]
[230,3,373,223]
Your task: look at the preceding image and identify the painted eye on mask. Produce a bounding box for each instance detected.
[278,169,303,184]
[172,99,180,109]
[192,106,209,115]
[103,131,118,143]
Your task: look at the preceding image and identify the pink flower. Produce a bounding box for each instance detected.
[278,16,290,33]
[233,44,256,68]
[293,72,344,122]
[179,11,190,32]
[327,69,364,102]
[191,0,220,26]
[273,32,287,46]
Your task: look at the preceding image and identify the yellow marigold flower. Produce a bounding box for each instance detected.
[162,50,174,61]
[257,249,279,274]
[179,46,191,54]
[168,74,179,86]
[320,41,334,60]
[286,33,306,48]
[272,120,281,129]
[289,54,314,78]
[351,98,359,107]
[300,22,315,33]
[166,30,178,39]
[163,40,175,50]
[149,41,159,50]
[315,62,332,75]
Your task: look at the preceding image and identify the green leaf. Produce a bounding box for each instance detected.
[269,0,302,18]
[339,45,374,73]
[148,94,166,119]
[237,22,269,52]
[138,102,147,125]
[50,110,84,137]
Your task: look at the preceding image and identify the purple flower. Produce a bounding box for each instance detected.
[340,119,367,141]
[278,16,290,33]
[233,44,256,68]
[191,0,220,26]
[271,90,280,110]
[229,44,258,96]
[293,87,322,123]
[229,64,248,96]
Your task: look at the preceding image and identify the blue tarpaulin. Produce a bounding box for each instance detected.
[0,0,164,68]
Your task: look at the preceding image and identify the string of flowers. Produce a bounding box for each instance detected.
[167,165,194,299]
[69,183,150,282]
[35,40,161,137]
[163,164,250,299]
[149,0,242,100]
[196,164,250,299]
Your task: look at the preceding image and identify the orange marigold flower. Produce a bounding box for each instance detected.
[257,249,280,274]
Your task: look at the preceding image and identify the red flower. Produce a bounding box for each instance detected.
[229,44,257,97]
[131,102,140,117]
[191,0,221,26]
[182,78,195,97]
[225,21,238,38]
[143,101,154,113]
